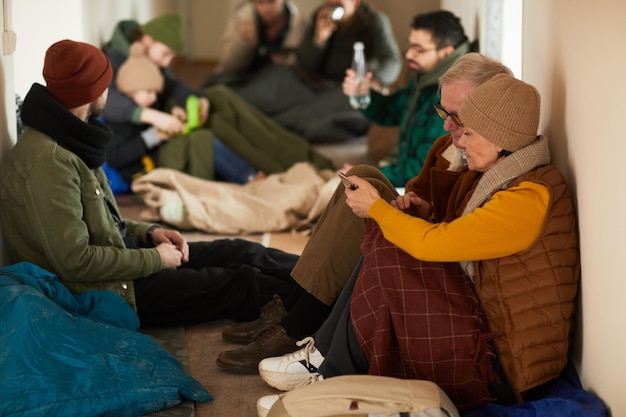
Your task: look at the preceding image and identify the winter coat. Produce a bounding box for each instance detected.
[475,165,580,398]
[404,134,482,223]
[0,84,161,309]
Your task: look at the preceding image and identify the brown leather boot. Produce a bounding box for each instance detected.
[216,324,297,374]
[222,294,287,344]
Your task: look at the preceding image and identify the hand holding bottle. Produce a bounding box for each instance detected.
[348,42,371,109]
[343,68,373,98]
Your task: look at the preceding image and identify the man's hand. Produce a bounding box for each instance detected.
[343,175,382,218]
[156,243,184,269]
[342,68,372,97]
[151,228,189,267]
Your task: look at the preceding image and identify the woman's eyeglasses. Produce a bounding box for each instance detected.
[434,103,463,127]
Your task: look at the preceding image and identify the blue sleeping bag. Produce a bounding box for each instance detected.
[0,262,212,417]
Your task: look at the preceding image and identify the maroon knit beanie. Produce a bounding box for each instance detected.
[43,39,113,108]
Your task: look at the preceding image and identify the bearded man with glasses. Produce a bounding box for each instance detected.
[343,10,472,187]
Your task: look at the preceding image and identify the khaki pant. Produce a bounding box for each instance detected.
[291,165,398,305]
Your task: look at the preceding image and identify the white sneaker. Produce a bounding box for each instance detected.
[257,394,280,417]
[258,336,325,391]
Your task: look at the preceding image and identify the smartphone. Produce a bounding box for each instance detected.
[338,172,358,190]
[329,5,345,22]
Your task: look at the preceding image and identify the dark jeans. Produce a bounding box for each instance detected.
[316,257,368,378]
[213,137,257,184]
[134,239,299,327]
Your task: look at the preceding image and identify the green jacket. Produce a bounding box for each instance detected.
[0,86,161,309]
[363,42,471,186]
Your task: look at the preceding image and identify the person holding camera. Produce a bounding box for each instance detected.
[230,0,403,143]
[204,0,308,87]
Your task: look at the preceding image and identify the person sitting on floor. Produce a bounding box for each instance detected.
[106,41,264,185]
[0,39,311,336]
[342,9,473,186]
[203,0,307,86]
[215,53,512,374]
[227,0,403,143]
[257,73,580,414]
[103,12,334,182]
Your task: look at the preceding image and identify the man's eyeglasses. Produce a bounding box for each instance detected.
[404,42,437,55]
[434,103,463,127]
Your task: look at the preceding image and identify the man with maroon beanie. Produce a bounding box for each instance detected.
[0,39,302,329]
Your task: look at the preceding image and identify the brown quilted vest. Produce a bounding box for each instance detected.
[474,165,580,399]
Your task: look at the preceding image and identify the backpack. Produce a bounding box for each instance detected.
[267,375,459,417]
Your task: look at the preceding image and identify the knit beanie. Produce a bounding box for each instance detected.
[116,42,164,95]
[43,39,113,108]
[140,13,185,55]
[459,74,540,152]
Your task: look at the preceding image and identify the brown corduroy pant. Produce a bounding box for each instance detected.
[290,164,399,306]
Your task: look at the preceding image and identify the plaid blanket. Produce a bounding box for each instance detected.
[350,221,496,410]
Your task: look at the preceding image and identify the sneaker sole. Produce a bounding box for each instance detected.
[259,367,313,391]
[256,399,273,417]
[257,404,269,417]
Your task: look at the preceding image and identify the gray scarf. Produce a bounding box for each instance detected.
[460,135,551,279]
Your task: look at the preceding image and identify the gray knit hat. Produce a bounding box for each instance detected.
[459,74,540,152]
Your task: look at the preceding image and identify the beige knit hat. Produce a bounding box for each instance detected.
[459,74,540,152]
[116,42,164,95]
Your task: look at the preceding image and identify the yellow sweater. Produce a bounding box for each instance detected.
[368,181,550,262]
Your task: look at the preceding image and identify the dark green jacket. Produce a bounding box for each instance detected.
[364,42,471,186]
[0,84,161,309]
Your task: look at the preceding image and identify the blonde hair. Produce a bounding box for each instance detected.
[439,53,513,88]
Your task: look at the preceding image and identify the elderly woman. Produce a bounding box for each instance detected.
[342,74,580,410]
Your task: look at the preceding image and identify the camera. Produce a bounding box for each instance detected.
[329,5,345,22]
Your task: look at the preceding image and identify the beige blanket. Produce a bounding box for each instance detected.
[131,163,338,234]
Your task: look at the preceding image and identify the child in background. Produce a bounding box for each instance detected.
[103,12,333,184]
[105,42,264,186]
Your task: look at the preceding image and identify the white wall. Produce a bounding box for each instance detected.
[11,0,182,99]
[0,0,16,266]
[12,1,84,99]
[522,1,626,414]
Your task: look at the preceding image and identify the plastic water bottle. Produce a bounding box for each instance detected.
[349,42,371,109]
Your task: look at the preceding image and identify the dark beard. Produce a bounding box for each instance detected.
[88,97,106,118]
